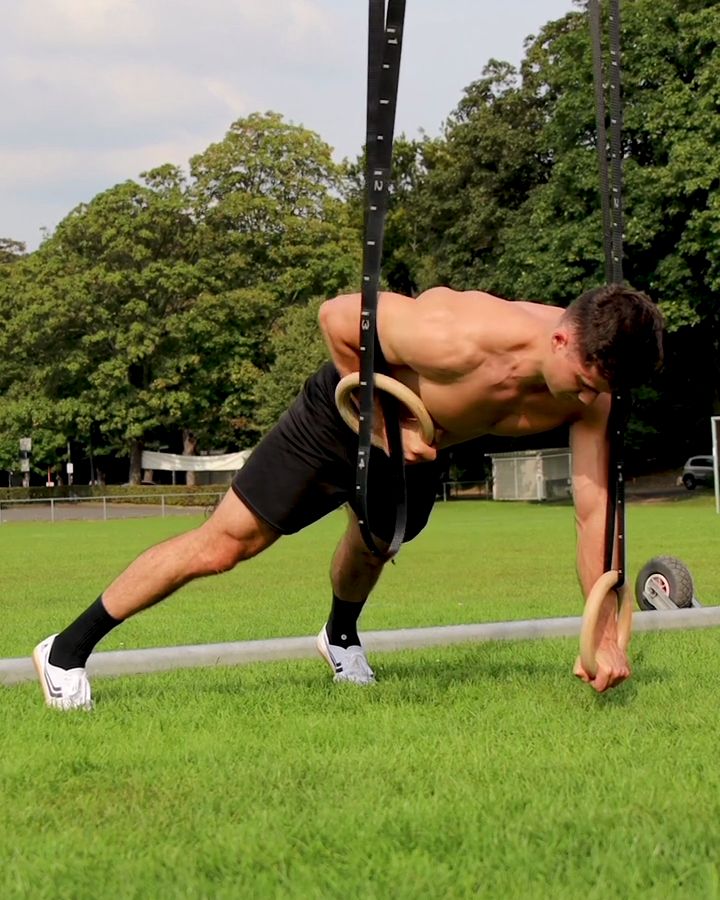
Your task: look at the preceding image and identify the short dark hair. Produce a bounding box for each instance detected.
[561,284,664,388]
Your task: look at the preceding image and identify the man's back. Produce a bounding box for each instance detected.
[371,287,601,446]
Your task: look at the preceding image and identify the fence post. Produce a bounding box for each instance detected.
[161,495,166,518]
[50,498,55,523]
[103,497,107,521]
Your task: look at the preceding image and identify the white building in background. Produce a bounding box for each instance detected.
[140,449,253,486]
[489,448,572,502]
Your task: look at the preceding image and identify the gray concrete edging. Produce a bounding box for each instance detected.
[3,606,720,685]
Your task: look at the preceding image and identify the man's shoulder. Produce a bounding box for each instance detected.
[417,289,566,330]
[418,287,563,313]
[416,287,514,316]
[417,286,504,303]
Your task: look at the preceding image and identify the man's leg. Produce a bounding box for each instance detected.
[102,489,279,618]
[34,489,280,710]
[317,508,388,685]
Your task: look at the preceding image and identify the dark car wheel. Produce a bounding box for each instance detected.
[635,556,695,610]
[682,473,697,490]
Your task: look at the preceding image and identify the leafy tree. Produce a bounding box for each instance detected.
[343,135,430,296]
[408,58,553,293]
[5,3,719,479]
[253,297,329,433]
[385,0,720,462]
[38,169,206,481]
[493,0,720,457]
[190,112,360,306]
[0,119,363,483]
[0,247,87,476]
[0,396,74,480]
[0,239,26,264]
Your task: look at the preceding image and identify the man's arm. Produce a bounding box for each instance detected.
[318,289,476,380]
[569,393,612,598]
[318,291,408,377]
[318,290,461,462]
[569,394,631,692]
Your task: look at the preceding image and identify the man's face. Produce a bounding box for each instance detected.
[546,329,610,405]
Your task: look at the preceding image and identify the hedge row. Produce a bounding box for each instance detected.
[0,485,227,505]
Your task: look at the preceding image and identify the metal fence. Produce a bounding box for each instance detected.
[0,492,225,524]
[439,481,491,501]
[0,483,497,525]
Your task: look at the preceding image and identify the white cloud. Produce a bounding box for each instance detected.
[1,0,577,249]
[14,0,152,47]
[3,53,251,145]
[11,0,334,57]
[228,0,331,40]
[0,138,205,192]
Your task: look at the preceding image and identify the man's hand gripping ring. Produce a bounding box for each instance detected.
[579,570,633,678]
[334,372,436,449]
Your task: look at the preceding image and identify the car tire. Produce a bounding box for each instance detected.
[635,556,695,610]
[682,474,696,490]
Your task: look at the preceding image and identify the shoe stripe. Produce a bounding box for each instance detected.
[42,656,64,698]
[36,643,65,699]
[43,669,64,698]
[322,630,340,669]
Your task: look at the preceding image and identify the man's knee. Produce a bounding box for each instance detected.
[343,528,390,570]
[194,492,279,576]
[194,529,268,576]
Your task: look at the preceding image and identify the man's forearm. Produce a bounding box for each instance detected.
[575,508,608,600]
[575,507,624,644]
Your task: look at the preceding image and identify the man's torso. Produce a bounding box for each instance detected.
[382,288,588,448]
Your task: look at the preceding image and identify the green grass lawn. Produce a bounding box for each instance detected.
[3,495,719,657]
[2,497,720,898]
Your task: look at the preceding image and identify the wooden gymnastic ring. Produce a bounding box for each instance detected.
[579,569,633,678]
[335,372,436,449]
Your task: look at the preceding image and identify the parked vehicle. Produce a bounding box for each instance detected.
[681,455,715,490]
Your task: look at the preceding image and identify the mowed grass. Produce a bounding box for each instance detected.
[3,494,719,656]
[3,496,720,898]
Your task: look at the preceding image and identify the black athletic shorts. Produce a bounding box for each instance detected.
[232,362,444,543]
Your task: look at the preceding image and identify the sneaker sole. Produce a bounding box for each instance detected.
[32,642,55,708]
[315,629,337,676]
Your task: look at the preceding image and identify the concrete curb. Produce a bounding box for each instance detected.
[4,606,720,685]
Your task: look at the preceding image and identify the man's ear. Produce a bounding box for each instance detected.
[551,329,570,353]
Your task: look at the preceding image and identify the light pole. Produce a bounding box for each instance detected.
[66,440,74,487]
[19,437,31,488]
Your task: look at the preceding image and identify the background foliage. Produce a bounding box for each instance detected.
[1,1,718,483]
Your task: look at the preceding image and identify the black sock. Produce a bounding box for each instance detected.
[49,596,122,669]
[326,594,366,648]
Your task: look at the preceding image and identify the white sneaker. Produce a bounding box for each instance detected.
[32,634,93,711]
[316,626,376,685]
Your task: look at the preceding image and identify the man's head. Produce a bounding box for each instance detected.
[556,284,664,391]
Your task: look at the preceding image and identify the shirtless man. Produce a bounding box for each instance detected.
[33,284,664,709]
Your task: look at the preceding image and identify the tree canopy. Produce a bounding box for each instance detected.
[1,2,718,483]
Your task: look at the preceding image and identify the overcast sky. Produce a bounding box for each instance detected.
[2,0,579,250]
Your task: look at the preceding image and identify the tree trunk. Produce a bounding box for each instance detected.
[128,439,143,485]
[183,429,198,487]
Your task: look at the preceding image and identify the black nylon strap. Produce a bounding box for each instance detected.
[607,0,624,285]
[589,0,626,588]
[604,393,626,579]
[589,0,613,281]
[356,0,407,558]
